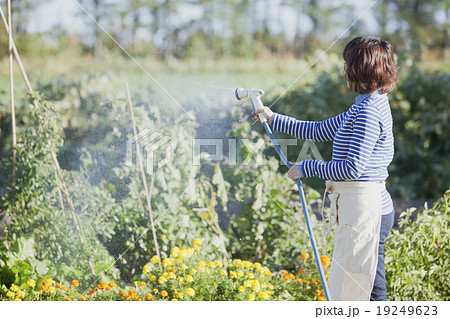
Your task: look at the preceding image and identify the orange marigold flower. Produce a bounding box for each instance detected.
[79,296,87,301]
[296,278,303,284]
[300,252,310,259]
[128,289,137,296]
[71,280,79,287]
[55,283,61,289]
[145,293,154,300]
[65,298,72,301]
[320,255,331,268]
[119,290,127,297]
[318,297,327,301]
[289,274,295,280]
[97,281,107,290]
[133,295,141,301]
[298,269,304,275]
[139,281,147,287]
[161,290,168,297]
[281,270,288,275]
[282,274,290,282]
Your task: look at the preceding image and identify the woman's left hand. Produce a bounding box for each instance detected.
[288,161,304,181]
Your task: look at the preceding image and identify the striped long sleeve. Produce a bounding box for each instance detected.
[301,106,381,180]
[272,112,346,142]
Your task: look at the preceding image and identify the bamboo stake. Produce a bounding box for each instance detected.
[125,81,161,267]
[0,6,96,281]
[7,0,16,178]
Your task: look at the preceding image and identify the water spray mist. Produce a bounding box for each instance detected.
[235,87,331,301]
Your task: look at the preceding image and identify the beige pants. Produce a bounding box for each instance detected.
[326,180,384,301]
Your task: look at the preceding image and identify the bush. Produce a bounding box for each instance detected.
[385,188,450,300]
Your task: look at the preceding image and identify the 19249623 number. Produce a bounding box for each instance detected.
[377,306,438,316]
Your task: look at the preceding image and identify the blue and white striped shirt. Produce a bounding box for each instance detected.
[272,92,394,214]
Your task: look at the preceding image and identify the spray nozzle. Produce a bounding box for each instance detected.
[235,88,264,100]
[235,88,267,123]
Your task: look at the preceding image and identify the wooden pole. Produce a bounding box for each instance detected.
[125,81,161,267]
[7,0,16,178]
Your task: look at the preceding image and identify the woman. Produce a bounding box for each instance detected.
[253,37,398,301]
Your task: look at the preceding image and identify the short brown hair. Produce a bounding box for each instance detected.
[343,37,398,94]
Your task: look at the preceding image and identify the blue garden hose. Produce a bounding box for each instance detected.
[234,88,331,300]
[262,121,331,301]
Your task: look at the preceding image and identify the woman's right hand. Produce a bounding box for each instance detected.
[252,107,274,126]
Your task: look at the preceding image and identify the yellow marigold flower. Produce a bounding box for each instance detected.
[215,260,223,268]
[10,284,19,292]
[244,280,251,288]
[171,298,178,301]
[161,290,168,297]
[247,273,255,279]
[297,278,303,284]
[153,288,158,293]
[185,275,194,282]
[173,291,183,299]
[316,289,323,296]
[185,288,195,297]
[238,286,245,292]
[268,284,274,290]
[139,281,147,287]
[71,280,79,287]
[171,247,180,258]
[143,265,151,274]
[207,261,215,268]
[301,252,310,259]
[220,270,227,276]
[281,270,288,275]
[167,272,176,280]
[6,291,15,298]
[253,262,262,270]
[320,255,331,268]
[198,260,206,268]
[119,290,127,297]
[237,270,244,277]
[162,258,174,266]
[192,238,202,248]
[247,293,255,301]
[236,260,244,269]
[150,255,160,264]
[177,277,184,282]
[165,266,174,272]
[150,275,156,282]
[180,264,188,271]
[251,280,260,292]
[230,271,237,279]
[261,282,267,288]
[14,298,21,301]
[145,293,154,300]
[80,296,87,301]
[178,249,188,258]
[133,295,141,301]
[263,269,273,277]
[243,261,252,269]
[27,279,36,288]
[258,292,269,299]
[190,269,197,275]
[158,276,167,284]
[65,298,72,301]
[318,297,327,301]
[48,287,56,294]
[289,274,295,280]
[128,289,137,296]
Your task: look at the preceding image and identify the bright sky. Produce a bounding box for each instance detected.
[27,0,379,40]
